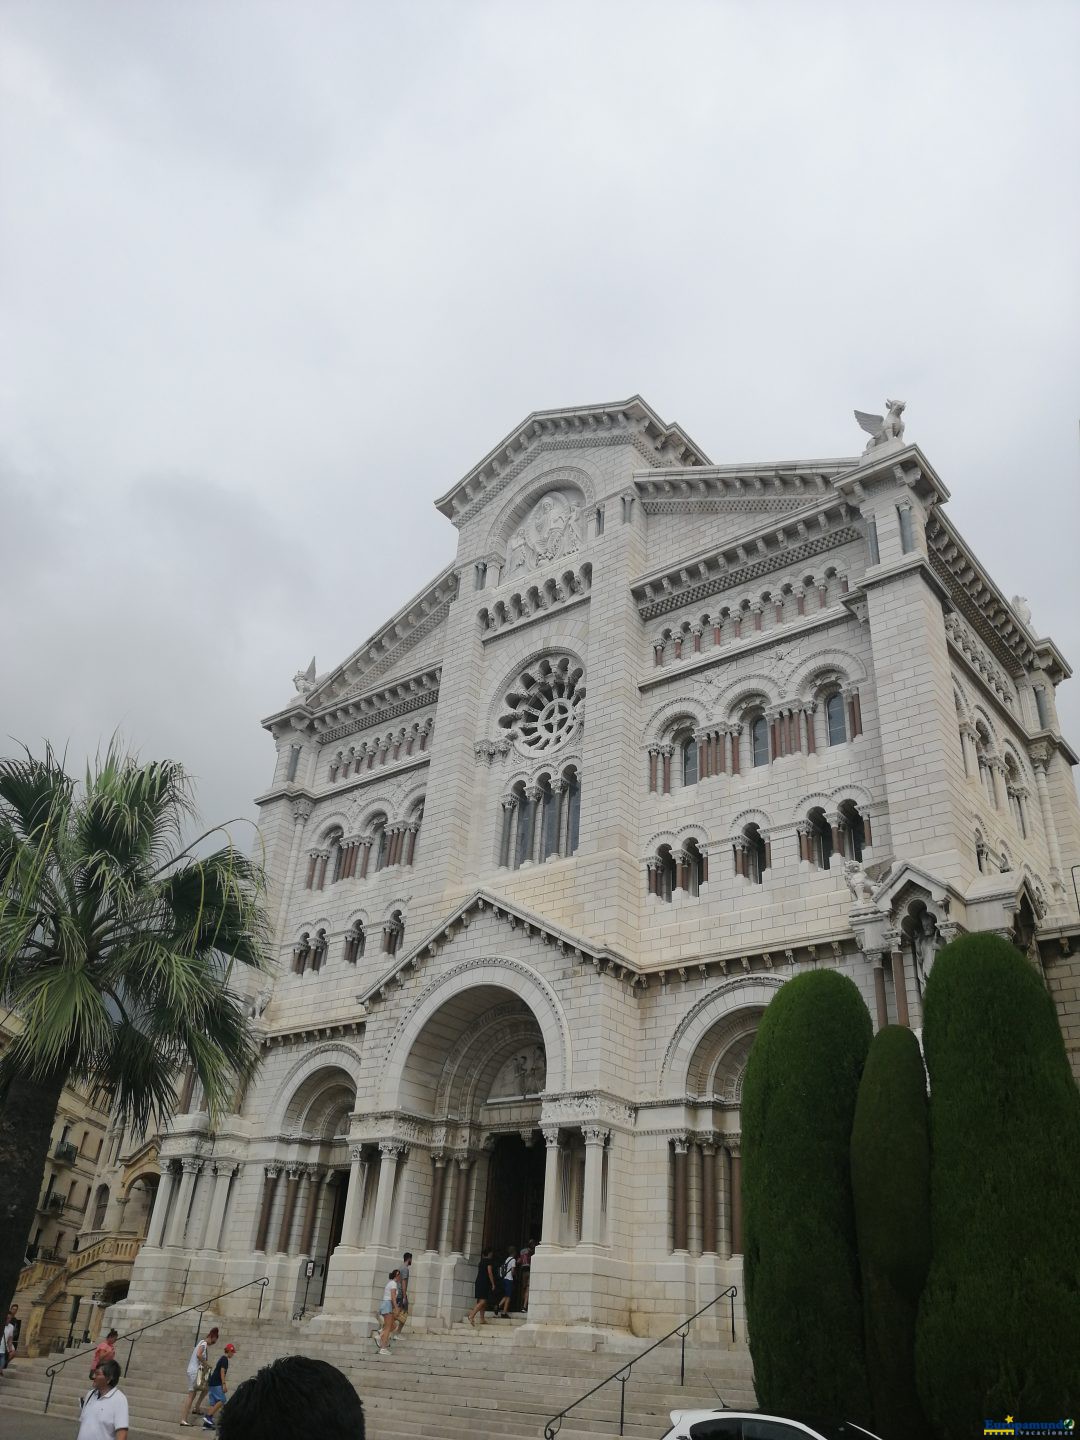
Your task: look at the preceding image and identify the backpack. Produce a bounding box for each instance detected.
[501,1257,514,1279]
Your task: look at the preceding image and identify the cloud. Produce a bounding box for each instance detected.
[1,0,1077,835]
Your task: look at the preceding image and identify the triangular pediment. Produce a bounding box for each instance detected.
[357,889,634,1012]
[434,396,712,529]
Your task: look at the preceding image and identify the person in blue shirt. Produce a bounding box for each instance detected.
[202,1343,236,1431]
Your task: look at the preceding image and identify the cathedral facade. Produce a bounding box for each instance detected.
[124,397,1080,1340]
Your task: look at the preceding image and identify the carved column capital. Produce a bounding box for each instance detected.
[541,1125,562,1149]
[291,798,313,823]
[581,1125,610,1147]
[671,1133,690,1154]
[379,1140,407,1161]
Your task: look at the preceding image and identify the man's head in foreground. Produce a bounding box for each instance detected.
[219,1355,364,1440]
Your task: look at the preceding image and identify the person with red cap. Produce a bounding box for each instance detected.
[201,1342,236,1431]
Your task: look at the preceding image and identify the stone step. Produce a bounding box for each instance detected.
[0,1322,756,1440]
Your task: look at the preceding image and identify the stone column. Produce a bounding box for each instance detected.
[701,1139,718,1255]
[337,1148,368,1251]
[426,1155,448,1253]
[203,1161,238,1252]
[647,748,659,793]
[729,729,741,775]
[539,1128,562,1247]
[254,1166,280,1253]
[580,1127,609,1246]
[829,812,845,861]
[371,1143,405,1248]
[727,1137,743,1255]
[276,1168,302,1255]
[144,1164,176,1248]
[889,939,911,1028]
[873,961,889,1029]
[164,1158,202,1248]
[451,1156,473,1253]
[498,798,516,868]
[298,1169,324,1255]
[661,745,674,795]
[522,786,542,864]
[1031,745,1065,887]
[358,836,373,878]
[672,1135,689,1252]
[404,823,419,867]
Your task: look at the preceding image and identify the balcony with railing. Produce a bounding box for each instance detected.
[53,1139,79,1164]
[40,1192,66,1214]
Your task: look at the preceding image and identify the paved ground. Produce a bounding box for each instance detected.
[0,1405,79,1440]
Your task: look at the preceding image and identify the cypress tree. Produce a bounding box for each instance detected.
[742,968,873,1419]
[916,933,1080,1437]
[850,1024,933,1440]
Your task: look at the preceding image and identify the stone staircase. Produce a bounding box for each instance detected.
[0,1311,756,1439]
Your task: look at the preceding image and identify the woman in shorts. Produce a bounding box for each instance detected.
[375,1270,400,1354]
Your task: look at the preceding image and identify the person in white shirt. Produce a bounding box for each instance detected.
[78,1360,129,1440]
[374,1270,399,1354]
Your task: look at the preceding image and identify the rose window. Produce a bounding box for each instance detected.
[499,655,585,753]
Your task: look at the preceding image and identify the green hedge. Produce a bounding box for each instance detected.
[916,933,1080,1437]
[742,968,873,1419]
[850,1024,933,1440]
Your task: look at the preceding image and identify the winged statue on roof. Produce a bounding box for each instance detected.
[854,399,906,453]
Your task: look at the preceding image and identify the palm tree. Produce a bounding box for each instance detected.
[0,743,269,1311]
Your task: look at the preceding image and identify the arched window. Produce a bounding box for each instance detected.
[739,824,768,884]
[751,715,769,768]
[825,692,847,746]
[292,932,311,975]
[343,924,366,964]
[654,845,677,903]
[92,1185,109,1230]
[975,724,997,807]
[837,799,866,861]
[682,839,707,897]
[807,808,833,868]
[329,829,345,883]
[372,816,388,871]
[311,929,328,973]
[680,732,699,787]
[383,910,404,956]
[512,781,533,869]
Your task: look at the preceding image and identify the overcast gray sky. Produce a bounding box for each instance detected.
[2,0,1078,841]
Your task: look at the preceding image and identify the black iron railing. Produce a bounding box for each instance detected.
[43,1276,269,1413]
[543,1286,738,1440]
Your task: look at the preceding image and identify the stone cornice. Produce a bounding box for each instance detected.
[632,457,854,511]
[927,511,1067,681]
[264,666,441,741]
[434,396,711,525]
[630,494,861,621]
[260,1018,366,1051]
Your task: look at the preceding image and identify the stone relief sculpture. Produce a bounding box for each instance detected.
[854,399,906,453]
[913,910,941,995]
[1011,595,1032,626]
[507,489,584,576]
[488,1044,546,1098]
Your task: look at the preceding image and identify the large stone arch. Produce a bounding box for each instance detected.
[266,1042,363,1133]
[659,975,784,1098]
[377,958,571,1112]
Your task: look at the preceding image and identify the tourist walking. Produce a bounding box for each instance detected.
[78,1359,129,1440]
[91,1329,119,1378]
[218,1355,365,1440]
[394,1252,412,1335]
[518,1239,535,1311]
[180,1325,219,1425]
[497,1248,516,1316]
[374,1270,400,1354]
[0,1309,15,1375]
[201,1341,236,1430]
[467,1248,495,1326]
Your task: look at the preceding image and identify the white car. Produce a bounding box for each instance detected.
[660,1412,884,1440]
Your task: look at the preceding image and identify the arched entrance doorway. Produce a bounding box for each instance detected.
[373,979,557,1322]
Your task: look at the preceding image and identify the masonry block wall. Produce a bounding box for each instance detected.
[115,399,1080,1343]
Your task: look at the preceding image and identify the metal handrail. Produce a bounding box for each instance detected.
[543,1286,738,1440]
[43,1275,269,1413]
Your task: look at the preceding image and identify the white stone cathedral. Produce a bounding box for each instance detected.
[123,396,1080,1342]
